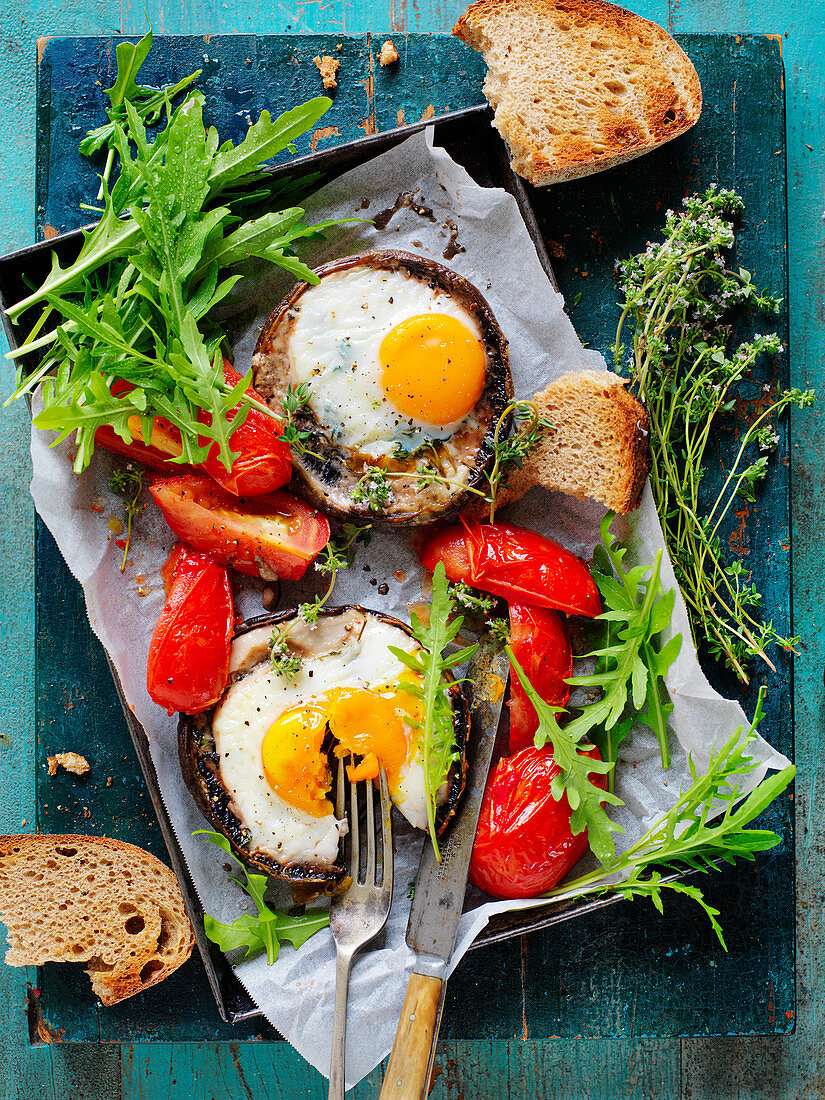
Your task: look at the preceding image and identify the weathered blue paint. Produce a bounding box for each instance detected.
[1,2,823,1097]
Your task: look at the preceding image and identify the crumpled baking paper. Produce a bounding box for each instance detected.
[29,129,790,1088]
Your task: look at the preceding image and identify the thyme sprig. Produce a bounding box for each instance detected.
[614,186,815,680]
[543,689,795,950]
[486,399,554,522]
[108,463,145,571]
[449,581,495,616]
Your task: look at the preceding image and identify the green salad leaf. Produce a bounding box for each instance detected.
[195,830,329,964]
[543,690,794,950]
[388,561,478,860]
[570,512,683,780]
[5,35,344,475]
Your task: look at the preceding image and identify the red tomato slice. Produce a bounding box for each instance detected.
[149,475,330,581]
[469,744,607,899]
[418,524,473,580]
[507,604,572,754]
[466,522,601,617]
[95,363,291,496]
[146,544,234,715]
[419,521,601,618]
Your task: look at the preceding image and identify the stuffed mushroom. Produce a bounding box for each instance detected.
[179,607,470,896]
[251,250,513,525]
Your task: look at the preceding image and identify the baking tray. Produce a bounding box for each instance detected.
[1,33,795,1038]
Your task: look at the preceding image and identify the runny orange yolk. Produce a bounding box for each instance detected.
[261,705,332,818]
[327,674,423,790]
[260,673,424,813]
[379,313,485,426]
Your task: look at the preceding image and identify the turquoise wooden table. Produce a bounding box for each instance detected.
[1,2,823,1098]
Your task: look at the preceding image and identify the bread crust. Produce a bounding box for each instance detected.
[0,834,194,1005]
[453,0,702,186]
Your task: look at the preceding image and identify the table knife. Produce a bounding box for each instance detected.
[379,638,510,1100]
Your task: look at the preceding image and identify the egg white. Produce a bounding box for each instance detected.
[212,617,430,869]
[286,265,484,458]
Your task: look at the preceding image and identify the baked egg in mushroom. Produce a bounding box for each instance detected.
[179,607,469,895]
[251,250,513,525]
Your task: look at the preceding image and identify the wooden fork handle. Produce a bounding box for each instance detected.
[380,971,445,1100]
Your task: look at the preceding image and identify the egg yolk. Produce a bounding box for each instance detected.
[327,679,422,790]
[261,705,332,818]
[380,314,486,425]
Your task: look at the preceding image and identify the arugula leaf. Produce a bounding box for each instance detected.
[570,513,683,779]
[388,561,478,860]
[195,830,329,964]
[543,691,795,949]
[507,648,624,863]
[6,40,344,475]
[208,99,331,193]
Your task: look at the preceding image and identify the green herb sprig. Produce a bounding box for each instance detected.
[108,463,145,571]
[388,561,478,860]
[486,399,554,522]
[543,690,795,950]
[504,515,682,860]
[449,581,495,616]
[508,648,624,863]
[614,186,815,680]
[195,830,329,963]
[571,513,683,783]
[351,466,392,512]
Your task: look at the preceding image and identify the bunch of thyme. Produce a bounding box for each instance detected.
[614,186,814,681]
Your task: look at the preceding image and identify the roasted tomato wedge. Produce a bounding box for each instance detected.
[418,524,473,579]
[95,363,291,496]
[196,363,292,495]
[147,544,234,715]
[149,475,330,581]
[507,604,572,754]
[419,521,600,618]
[469,744,607,899]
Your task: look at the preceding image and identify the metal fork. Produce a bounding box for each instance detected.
[328,762,394,1100]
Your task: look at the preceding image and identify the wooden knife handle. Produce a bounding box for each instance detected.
[380,972,445,1100]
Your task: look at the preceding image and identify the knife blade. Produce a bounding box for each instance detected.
[379,636,510,1100]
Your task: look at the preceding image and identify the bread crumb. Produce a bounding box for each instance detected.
[314,55,340,89]
[379,40,399,66]
[47,752,91,777]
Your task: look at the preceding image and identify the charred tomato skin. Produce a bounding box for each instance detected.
[251,251,513,526]
[178,607,471,894]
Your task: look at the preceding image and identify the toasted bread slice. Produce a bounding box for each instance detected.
[0,834,194,1005]
[453,0,702,186]
[465,369,649,518]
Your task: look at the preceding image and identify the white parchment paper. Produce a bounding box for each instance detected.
[30,131,789,1087]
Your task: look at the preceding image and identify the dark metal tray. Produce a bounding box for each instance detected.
[0,46,794,1034]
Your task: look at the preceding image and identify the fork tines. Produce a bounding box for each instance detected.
[335,757,392,889]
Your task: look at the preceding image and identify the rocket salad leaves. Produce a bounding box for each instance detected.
[5,32,342,474]
[543,691,794,949]
[196,830,329,964]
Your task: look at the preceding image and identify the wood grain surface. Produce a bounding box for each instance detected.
[1,1,823,1098]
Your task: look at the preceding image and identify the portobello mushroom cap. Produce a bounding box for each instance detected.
[251,250,513,526]
[179,606,471,895]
